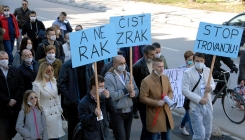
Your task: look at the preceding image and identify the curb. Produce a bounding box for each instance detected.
[172,110,242,140]
[42,0,107,12]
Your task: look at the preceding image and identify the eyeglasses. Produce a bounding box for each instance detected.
[29,96,38,100]
[4,9,9,11]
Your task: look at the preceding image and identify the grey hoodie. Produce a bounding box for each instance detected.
[16,108,48,140]
[104,67,139,112]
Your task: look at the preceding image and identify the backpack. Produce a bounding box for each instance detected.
[72,122,84,140]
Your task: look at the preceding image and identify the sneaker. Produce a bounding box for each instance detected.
[179,126,190,135]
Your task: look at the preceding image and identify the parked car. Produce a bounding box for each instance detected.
[223,12,245,55]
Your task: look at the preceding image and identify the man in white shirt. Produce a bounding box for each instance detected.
[182,52,215,140]
[62,33,70,62]
[0,51,24,139]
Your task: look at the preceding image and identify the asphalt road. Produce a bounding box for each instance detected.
[1,0,244,139]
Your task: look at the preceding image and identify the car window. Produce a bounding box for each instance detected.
[228,14,245,27]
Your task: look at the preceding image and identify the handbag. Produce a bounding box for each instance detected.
[61,114,68,130]
[183,75,202,110]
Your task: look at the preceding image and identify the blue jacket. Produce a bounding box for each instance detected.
[57,59,94,107]
[52,17,72,37]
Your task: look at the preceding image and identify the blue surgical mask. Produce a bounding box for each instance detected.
[187,60,193,65]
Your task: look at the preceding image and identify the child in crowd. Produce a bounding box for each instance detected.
[16,90,48,140]
[234,80,245,110]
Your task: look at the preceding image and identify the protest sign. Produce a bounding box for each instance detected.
[69,23,117,68]
[164,68,187,107]
[194,22,243,58]
[110,13,151,48]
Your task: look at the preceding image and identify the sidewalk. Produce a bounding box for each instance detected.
[43,0,238,28]
[13,112,239,140]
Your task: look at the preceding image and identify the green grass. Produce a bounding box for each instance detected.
[138,0,245,13]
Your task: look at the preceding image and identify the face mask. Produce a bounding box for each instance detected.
[195,62,205,70]
[155,53,161,58]
[154,70,162,77]
[27,101,34,106]
[66,40,70,44]
[57,30,60,34]
[146,58,153,63]
[117,65,126,72]
[30,17,36,21]
[25,57,33,63]
[50,35,56,41]
[44,74,50,79]
[26,45,32,50]
[4,12,10,16]
[47,54,55,60]
[0,59,9,68]
[98,88,104,94]
[187,60,193,65]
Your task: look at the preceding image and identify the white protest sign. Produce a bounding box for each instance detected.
[164,68,187,108]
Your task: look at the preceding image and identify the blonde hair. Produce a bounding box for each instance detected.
[0,5,4,14]
[23,90,42,114]
[51,25,61,37]
[45,45,56,53]
[35,62,55,87]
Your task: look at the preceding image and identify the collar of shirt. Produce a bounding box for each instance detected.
[90,93,97,103]
[0,66,8,71]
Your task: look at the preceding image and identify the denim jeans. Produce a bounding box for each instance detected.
[110,111,133,140]
[180,110,193,134]
[3,38,15,65]
[146,127,171,140]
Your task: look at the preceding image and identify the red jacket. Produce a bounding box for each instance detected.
[0,14,20,40]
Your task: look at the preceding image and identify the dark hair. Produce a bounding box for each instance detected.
[193,52,205,60]
[29,11,36,15]
[143,45,156,54]
[89,75,105,90]
[20,37,34,55]
[153,57,163,63]
[76,25,83,28]
[152,42,161,48]
[3,5,9,9]
[117,51,123,55]
[22,0,28,3]
[46,28,54,35]
[184,50,194,60]
[60,12,67,16]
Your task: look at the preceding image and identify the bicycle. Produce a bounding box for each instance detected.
[211,71,245,124]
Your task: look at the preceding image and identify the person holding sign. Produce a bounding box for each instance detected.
[182,53,215,140]
[78,75,116,140]
[140,57,174,140]
[105,55,139,140]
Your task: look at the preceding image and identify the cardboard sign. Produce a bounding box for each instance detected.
[194,22,243,58]
[110,13,151,48]
[164,68,187,107]
[69,24,117,68]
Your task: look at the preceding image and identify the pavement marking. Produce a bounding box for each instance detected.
[161,46,179,52]
[37,16,46,19]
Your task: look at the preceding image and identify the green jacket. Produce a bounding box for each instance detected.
[160,55,168,69]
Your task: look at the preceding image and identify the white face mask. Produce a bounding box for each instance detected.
[155,53,161,58]
[27,101,35,106]
[30,17,36,21]
[44,74,50,79]
[98,88,104,93]
[154,70,162,77]
[47,53,55,60]
[0,59,9,68]
[50,35,56,41]
[26,45,32,50]
[195,62,205,70]
[25,57,33,64]
[57,30,60,34]
[66,40,70,44]
[4,12,10,16]
[117,65,126,72]
[146,58,153,63]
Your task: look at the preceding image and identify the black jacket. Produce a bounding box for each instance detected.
[78,93,116,140]
[57,59,94,107]
[133,57,150,90]
[100,61,129,77]
[35,39,65,63]
[18,60,39,91]
[0,67,24,116]
[22,19,45,40]
[13,7,31,29]
[205,54,235,76]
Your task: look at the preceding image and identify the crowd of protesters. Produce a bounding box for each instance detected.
[0,0,244,140]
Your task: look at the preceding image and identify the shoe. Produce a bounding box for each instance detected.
[179,126,190,135]
[133,112,139,119]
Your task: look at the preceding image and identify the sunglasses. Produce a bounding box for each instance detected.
[4,9,9,11]
[29,96,38,100]
[22,4,27,5]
